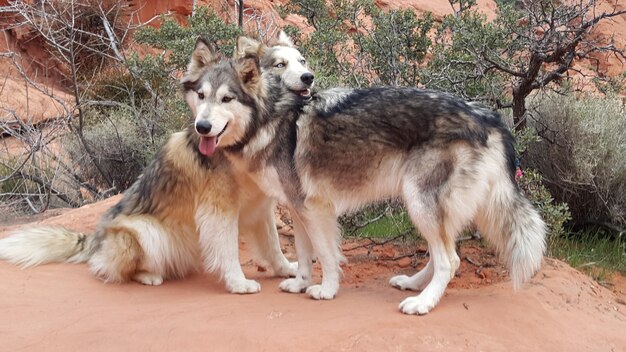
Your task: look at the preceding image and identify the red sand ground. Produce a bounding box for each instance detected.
[1,197,625,351]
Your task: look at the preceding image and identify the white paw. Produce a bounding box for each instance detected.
[226,279,261,294]
[274,261,298,278]
[390,273,431,291]
[279,277,309,293]
[389,275,414,290]
[133,272,164,286]
[305,284,337,300]
[398,296,436,315]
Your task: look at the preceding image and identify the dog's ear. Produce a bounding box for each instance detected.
[182,37,221,88]
[235,36,264,59]
[187,37,220,73]
[274,30,294,48]
[235,56,261,92]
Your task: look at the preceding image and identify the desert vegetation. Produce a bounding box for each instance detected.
[0,0,624,276]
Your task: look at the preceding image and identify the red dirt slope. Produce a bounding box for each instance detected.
[1,197,625,351]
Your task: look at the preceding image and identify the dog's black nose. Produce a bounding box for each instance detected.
[300,72,314,85]
[195,120,212,135]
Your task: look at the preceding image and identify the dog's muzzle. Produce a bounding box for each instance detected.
[292,73,314,98]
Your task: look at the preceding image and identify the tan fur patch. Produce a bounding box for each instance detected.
[91,225,143,283]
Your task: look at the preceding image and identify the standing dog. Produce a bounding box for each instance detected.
[183,36,546,314]
[0,33,312,293]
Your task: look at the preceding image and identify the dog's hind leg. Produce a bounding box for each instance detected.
[445,232,461,280]
[100,216,197,286]
[89,224,145,284]
[197,208,261,294]
[257,209,298,277]
[279,212,314,293]
[240,197,297,277]
[397,182,458,315]
[398,229,451,314]
[389,245,434,291]
[291,200,345,300]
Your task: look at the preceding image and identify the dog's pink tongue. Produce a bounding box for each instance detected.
[199,136,217,156]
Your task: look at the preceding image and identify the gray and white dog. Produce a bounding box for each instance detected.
[183,35,546,315]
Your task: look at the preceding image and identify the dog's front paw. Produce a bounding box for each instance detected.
[279,277,309,293]
[226,279,261,294]
[274,262,298,278]
[306,284,337,300]
[133,272,164,286]
[398,296,435,315]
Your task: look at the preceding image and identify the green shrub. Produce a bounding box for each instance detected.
[524,94,626,229]
[280,0,433,88]
[0,163,20,195]
[513,127,571,238]
[421,5,510,105]
[134,7,243,71]
[65,100,188,191]
[516,168,571,239]
[67,6,239,192]
[0,153,81,212]
[340,202,416,239]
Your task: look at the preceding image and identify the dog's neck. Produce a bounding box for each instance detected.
[223,71,308,207]
[226,72,305,161]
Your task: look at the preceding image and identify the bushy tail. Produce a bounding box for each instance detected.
[476,177,547,289]
[0,227,95,268]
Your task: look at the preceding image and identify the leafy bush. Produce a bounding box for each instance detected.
[134,7,243,71]
[517,168,572,238]
[65,104,187,191]
[67,7,241,192]
[75,58,187,190]
[524,94,626,229]
[280,0,433,88]
[422,0,626,131]
[510,126,571,239]
[0,151,84,212]
[422,3,510,106]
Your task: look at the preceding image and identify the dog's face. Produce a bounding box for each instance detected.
[181,38,260,156]
[182,34,313,156]
[237,32,314,97]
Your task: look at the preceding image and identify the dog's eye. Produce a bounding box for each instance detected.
[275,63,285,68]
[222,96,234,103]
[299,59,306,65]
[197,92,205,100]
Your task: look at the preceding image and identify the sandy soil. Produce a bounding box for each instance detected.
[1,198,625,352]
